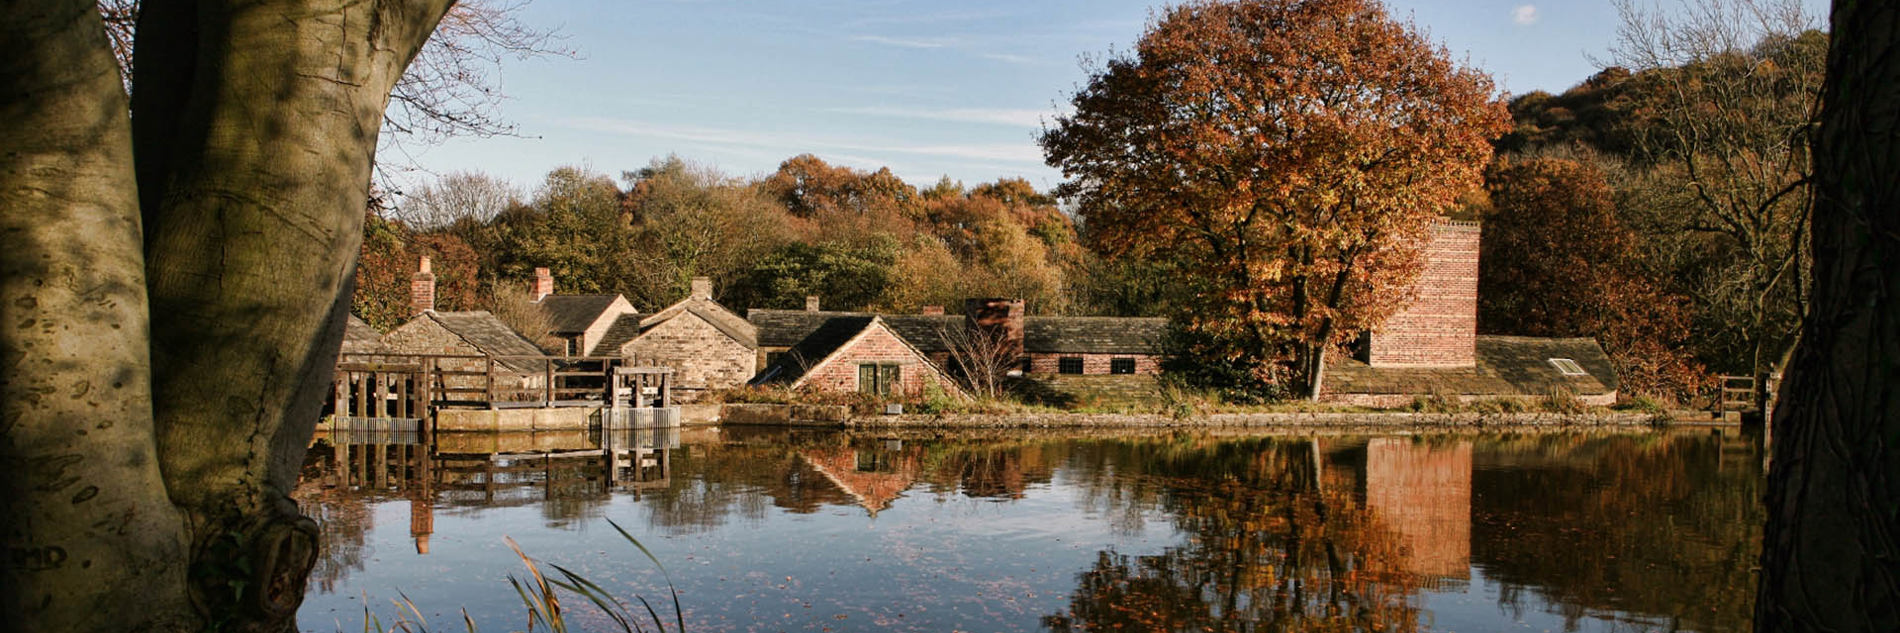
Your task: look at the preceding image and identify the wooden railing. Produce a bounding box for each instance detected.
[332,353,674,412]
[1717,375,1757,415]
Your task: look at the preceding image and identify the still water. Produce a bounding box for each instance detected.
[293,426,1762,632]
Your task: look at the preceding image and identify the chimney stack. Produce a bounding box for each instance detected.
[690,276,713,301]
[963,298,1026,361]
[922,305,944,315]
[532,267,554,301]
[805,296,821,312]
[410,256,436,316]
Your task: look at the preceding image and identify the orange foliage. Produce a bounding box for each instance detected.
[1479,156,1708,402]
[1042,0,1509,393]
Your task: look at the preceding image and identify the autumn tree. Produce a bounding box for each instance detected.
[1611,0,1824,409]
[1041,0,1509,398]
[392,169,523,229]
[2,1,454,632]
[1755,1,1900,630]
[622,155,794,304]
[1480,156,1707,402]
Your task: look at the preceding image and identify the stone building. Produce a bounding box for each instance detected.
[594,277,757,401]
[750,299,1168,380]
[526,267,640,356]
[751,315,966,399]
[1321,221,1620,406]
[341,315,387,355]
[380,256,549,395]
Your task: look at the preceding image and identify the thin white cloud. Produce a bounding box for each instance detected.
[559,117,1046,166]
[851,34,957,49]
[1512,5,1539,26]
[826,106,1055,128]
[979,52,1039,65]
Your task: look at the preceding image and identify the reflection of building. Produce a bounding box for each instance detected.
[1364,438,1472,584]
[302,424,679,546]
[796,441,923,516]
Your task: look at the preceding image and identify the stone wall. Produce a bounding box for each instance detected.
[1370,221,1480,367]
[1321,391,1617,408]
[800,324,947,397]
[1026,353,1161,375]
[623,312,756,400]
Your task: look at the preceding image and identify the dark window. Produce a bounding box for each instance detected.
[858,363,902,395]
[1111,358,1137,375]
[1058,357,1085,375]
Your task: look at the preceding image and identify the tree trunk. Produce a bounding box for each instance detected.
[1754,2,1900,631]
[0,3,193,630]
[5,1,453,631]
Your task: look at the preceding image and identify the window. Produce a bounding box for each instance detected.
[858,363,902,395]
[1058,357,1085,375]
[1548,358,1587,376]
[1110,357,1137,375]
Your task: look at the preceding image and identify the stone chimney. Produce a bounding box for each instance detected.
[805,295,821,312]
[1368,221,1480,367]
[963,298,1026,361]
[532,267,554,301]
[922,305,944,315]
[410,256,435,316]
[690,276,713,301]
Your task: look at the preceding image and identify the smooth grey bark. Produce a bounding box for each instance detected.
[0,1,192,630]
[4,0,452,631]
[1754,1,1900,631]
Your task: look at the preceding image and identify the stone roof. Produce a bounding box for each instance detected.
[1023,316,1168,354]
[594,297,757,354]
[426,311,548,373]
[750,310,962,352]
[1323,335,1618,397]
[535,294,623,335]
[766,315,877,384]
[342,315,386,355]
[750,310,1167,356]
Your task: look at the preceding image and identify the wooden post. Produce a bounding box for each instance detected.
[544,359,554,408]
[485,356,497,408]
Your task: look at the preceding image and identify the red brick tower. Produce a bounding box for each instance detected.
[1368,221,1480,367]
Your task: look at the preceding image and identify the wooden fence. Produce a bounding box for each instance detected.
[328,353,674,417]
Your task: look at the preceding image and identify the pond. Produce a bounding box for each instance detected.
[292,425,1763,633]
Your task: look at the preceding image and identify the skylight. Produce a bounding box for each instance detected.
[1549,358,1587,376]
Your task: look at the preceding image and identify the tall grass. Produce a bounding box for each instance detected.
[344,519,682,633]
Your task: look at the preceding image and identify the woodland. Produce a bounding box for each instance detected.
[1,0,1892,631]
[359,1,1823,407]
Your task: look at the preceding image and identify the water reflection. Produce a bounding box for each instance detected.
[292,428,1761,633]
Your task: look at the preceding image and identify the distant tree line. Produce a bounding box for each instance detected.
[353,154,1142,336]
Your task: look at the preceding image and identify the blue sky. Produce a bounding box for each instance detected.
[390,0,1828,197]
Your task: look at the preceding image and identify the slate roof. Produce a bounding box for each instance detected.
[427,311,548,373]
[1323,335,1618,397]
[750,310,962,353]
[752,316,964,396]
[1023,316,1167,355]
[342,315,386,355]
[593,298,757,354]
[536,294,623,335]
[749,310,1167,356]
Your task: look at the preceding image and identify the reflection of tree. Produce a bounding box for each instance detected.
[1047,438,1422,632]
[291,442,374,594]
[1470,432,1763,632]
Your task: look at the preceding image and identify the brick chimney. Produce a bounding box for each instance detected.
[963,298,1026,361]
[805,296,821,312]
[690,276,713,301]
[1368,221,1479,367]
[922,305,944,315]
[532,267,554,301]
[410,256,435,316]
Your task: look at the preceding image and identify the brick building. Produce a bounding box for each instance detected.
[751,315,967,399]
[752,299,1166,379]
[1322,221,1620,406]
[594,277,757,401]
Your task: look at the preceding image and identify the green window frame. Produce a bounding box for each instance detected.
[858,363,902,395]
